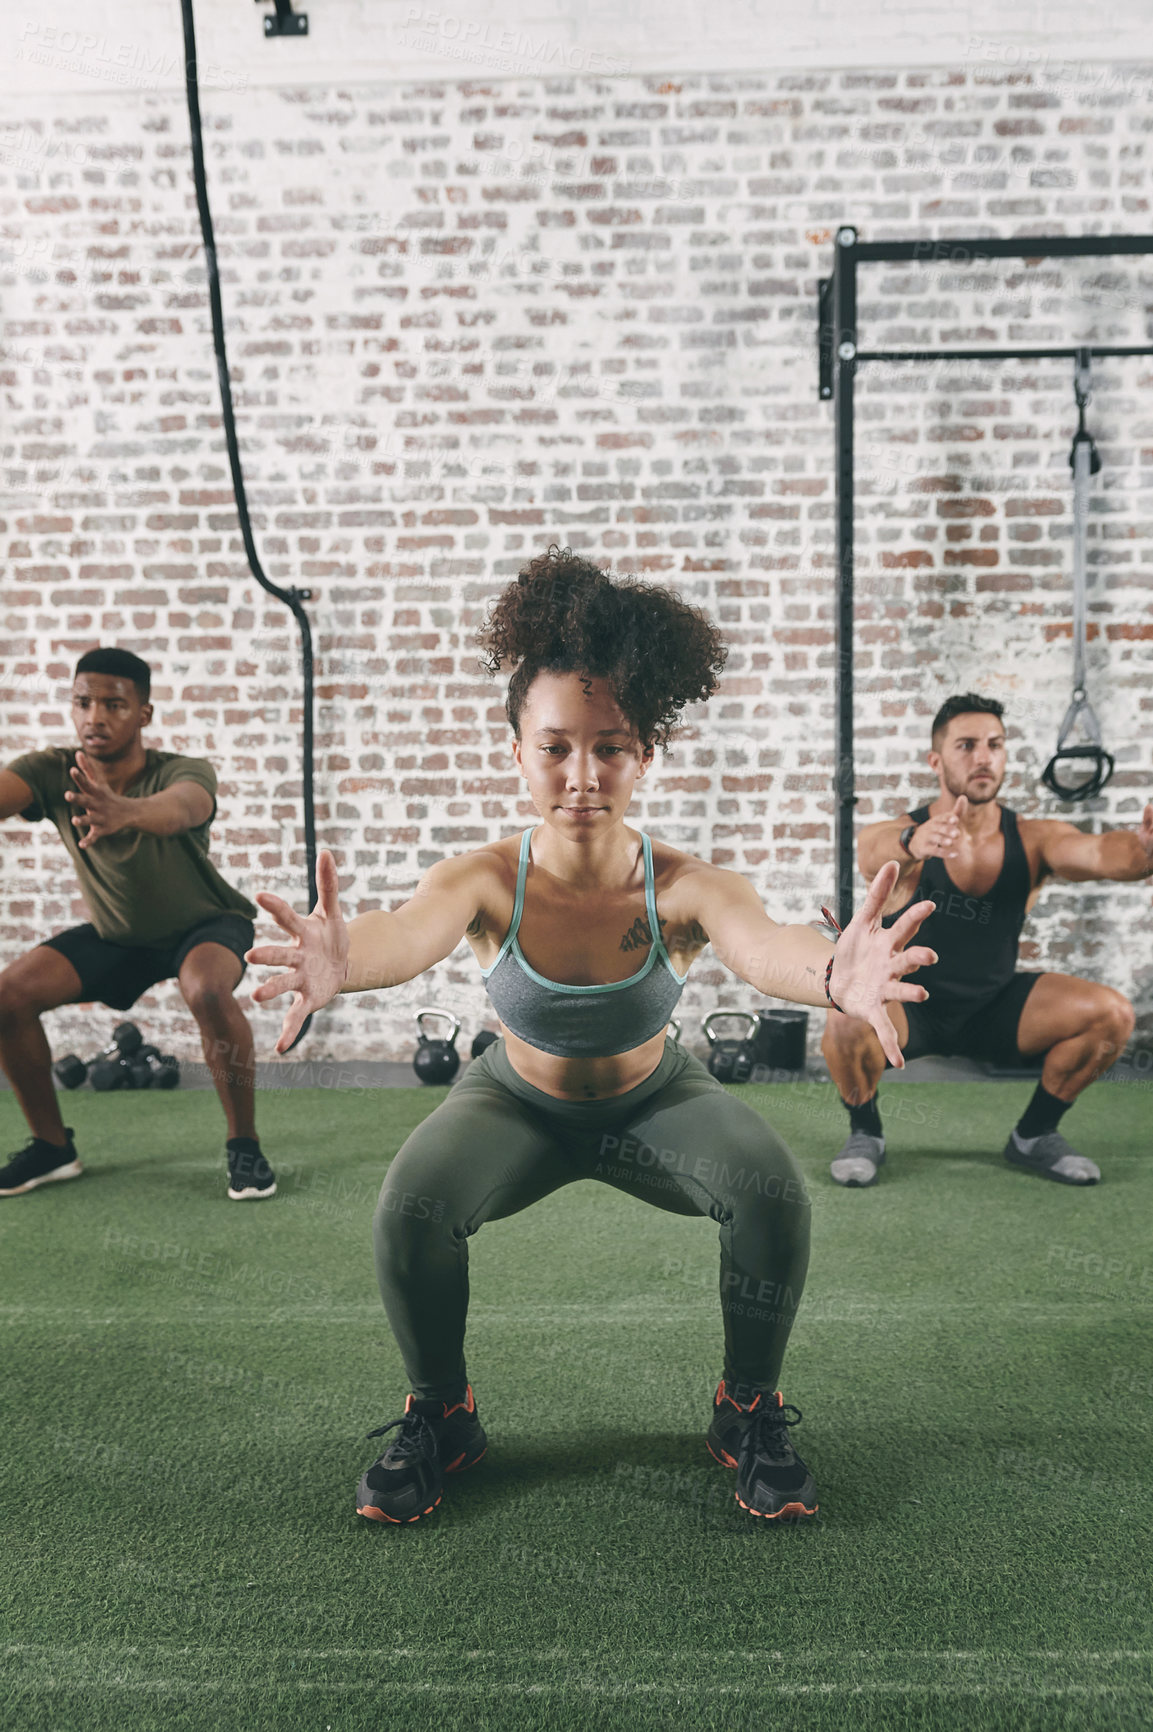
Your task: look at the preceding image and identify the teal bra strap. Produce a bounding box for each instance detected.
[642,833,660,938]
[509,827,533,943]
[642,830,689,984]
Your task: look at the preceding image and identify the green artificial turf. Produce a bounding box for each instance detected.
[1,1078,1151,1731]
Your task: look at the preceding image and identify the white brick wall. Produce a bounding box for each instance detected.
[5,0,1153,93]
[2,55,1151,1063]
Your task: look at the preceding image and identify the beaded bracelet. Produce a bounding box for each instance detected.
[820,906,847,1014]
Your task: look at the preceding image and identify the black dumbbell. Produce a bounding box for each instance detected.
[702,1011,758,1084]
[470,1029,499,1060]
[127,1044,181,1090]
[412,1008,462,1085]
[53,1022,142,1091]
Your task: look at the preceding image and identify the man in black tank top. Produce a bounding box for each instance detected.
[822,693,1153,1188]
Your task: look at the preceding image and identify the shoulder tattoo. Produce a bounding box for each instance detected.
[619,914,665,953]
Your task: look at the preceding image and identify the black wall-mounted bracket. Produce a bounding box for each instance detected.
[257,0,309,37]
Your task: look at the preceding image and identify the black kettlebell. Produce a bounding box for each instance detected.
[470,1029,499,1060]
[412,1008,462,1085]
[748,1009,808,1077]
[702,1011,758,1084]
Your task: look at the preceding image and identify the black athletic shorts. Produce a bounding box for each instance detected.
[40,914,254,1012]
[887,971,1044,1069]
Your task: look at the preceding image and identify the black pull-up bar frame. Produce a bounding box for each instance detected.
[817,227,1153,928]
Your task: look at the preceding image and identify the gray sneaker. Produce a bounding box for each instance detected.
[830,1130,886,1188]
[1003,1131,1100,1185]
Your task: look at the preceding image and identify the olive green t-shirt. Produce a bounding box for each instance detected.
[5,747,256,947]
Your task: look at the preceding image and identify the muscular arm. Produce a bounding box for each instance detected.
[684,866,835,1006]
[858,814,924,912]
[681,861,937,1071]
[342,852,497,991]
[126,782,214,837]
[1036,808,1153,884]
[66,755,215,845]
[0,769,34,821]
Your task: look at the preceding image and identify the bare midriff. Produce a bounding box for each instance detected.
[498,1024,672,1101]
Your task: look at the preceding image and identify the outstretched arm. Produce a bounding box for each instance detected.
[1038,805,1153,884]
[67,754,214,847]
[858,800,967,913]
[688,862,936,1067]
[246,848,492,1053]
[0,769,34,822]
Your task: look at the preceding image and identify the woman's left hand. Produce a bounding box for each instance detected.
[828,861,937,1068]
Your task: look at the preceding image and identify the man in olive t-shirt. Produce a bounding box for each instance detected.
[0,646,276,1200]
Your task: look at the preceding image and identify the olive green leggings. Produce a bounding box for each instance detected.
[373,1036,811,1402]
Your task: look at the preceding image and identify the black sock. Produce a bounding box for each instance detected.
[227,1136,260,1152]
[844,1094,883,1139]
[1015,1083,1072,1142]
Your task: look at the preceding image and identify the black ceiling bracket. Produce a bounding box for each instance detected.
[257,0,309,37]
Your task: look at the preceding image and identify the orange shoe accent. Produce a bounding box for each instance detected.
[403,1385,475,1419]
[735,1491,818,1520]
[357,1492,443,1524]
[717,1379,772,1413]
[446,1444,487,1475]
[706,1439,738,1470]
[358,1504,399,1523]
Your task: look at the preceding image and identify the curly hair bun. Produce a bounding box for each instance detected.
[476,545,727,752]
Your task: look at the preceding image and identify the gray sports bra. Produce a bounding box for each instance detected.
[480,827,688,1058]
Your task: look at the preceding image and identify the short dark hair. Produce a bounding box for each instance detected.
[74,647,151,702]
[931,692,1004,750]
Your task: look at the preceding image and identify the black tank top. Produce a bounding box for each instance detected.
[882,804,1031,1020]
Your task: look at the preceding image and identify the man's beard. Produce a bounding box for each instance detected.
[944,767,1003,803]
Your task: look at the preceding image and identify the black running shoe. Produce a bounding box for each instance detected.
[226,1138,276,1200]
[707,1379,818,1520]
[357,1385,487,1525]
[0,1130,82,1197]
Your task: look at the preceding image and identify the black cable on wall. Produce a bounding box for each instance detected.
[179,0,317,1046]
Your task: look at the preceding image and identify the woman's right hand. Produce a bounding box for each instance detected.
[245,848,350,1054]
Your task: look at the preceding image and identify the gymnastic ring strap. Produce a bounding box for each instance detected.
[1043,354,1113,803]
[1042,691,1114,799]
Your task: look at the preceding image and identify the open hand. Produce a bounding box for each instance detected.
[245,849,350,1054]
[828,861,937,1068]
[909,794,969,861]
[65,751,131,849]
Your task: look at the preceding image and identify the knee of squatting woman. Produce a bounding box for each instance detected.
[248,547,936,1525]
